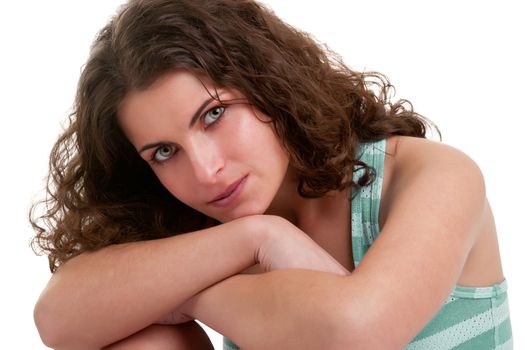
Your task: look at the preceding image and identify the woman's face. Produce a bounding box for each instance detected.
[118,71,290,222]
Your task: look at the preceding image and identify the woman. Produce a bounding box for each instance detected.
[31,0,512,349]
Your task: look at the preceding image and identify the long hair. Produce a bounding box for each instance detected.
[30,0,436,272]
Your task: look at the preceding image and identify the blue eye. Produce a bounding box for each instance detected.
[203,106,225,126]
[153,144,177,163]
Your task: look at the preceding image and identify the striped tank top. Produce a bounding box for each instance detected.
[224,139,513,349]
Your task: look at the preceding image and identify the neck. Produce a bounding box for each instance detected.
[265,167,350,232]
[264,166,302,224]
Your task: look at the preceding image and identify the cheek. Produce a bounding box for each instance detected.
[154,166,192,201]
[232,115,280,155]
[251,125,289,169]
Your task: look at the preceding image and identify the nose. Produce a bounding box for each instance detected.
[186,137,224,185]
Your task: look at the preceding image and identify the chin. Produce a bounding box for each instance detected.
[215,203,268,223]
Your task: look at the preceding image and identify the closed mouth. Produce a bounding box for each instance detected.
[208,175,248,206]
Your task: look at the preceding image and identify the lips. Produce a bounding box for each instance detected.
[208,175,248,205]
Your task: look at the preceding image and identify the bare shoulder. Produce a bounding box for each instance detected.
[345,136,494,346]
[387,136,504,286]
[386,136,485,198]
[381,136,486,227]
[388,135,483,174]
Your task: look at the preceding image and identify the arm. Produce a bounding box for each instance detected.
[34,216,263,350]
[182,270,354,350]
[181,138,488,349]
[35,213,348,349]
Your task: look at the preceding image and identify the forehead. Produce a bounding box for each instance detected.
[117,71,207,140]
[121,71,214,111]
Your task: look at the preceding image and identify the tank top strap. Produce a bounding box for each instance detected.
[351,139,387,267]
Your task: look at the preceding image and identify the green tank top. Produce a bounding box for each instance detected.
[224,139,513,350]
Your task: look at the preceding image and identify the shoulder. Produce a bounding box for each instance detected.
[387,136,485,194]
[342,136,490,347]
[380,135,486,227]
[388,135,483,175]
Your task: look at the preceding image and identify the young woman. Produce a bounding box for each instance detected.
[31,0,512,349]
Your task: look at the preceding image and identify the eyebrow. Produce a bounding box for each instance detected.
[188,96,215,129]
[138,141,172,154]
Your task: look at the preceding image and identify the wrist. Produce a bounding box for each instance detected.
[249,214,291,271]
[237,215,275,266]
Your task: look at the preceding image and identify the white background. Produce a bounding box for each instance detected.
[1,0,525,348]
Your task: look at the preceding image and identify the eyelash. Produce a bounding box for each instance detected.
[149,104,227,165]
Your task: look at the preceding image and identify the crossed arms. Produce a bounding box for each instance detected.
[35,138,486,349]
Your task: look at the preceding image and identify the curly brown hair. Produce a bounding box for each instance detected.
[30,0,436,272]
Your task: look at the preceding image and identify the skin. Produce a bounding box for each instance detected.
[34,70,505,349]
[102,323,214,350]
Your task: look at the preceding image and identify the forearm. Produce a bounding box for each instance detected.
[182,269,356,350]
[34,216,264,350]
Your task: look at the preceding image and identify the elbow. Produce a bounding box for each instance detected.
[34,295,66,349]
[34,260,98,350]
[326,305,375,349]
[34,289,86,350]
[327,297,411,349]
[34,313,91,350]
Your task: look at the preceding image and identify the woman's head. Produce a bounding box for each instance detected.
[31,0,432,271]
[118,70,290,223]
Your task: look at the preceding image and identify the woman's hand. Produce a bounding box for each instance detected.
[157,215,349,326]
[256,215,351,276]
